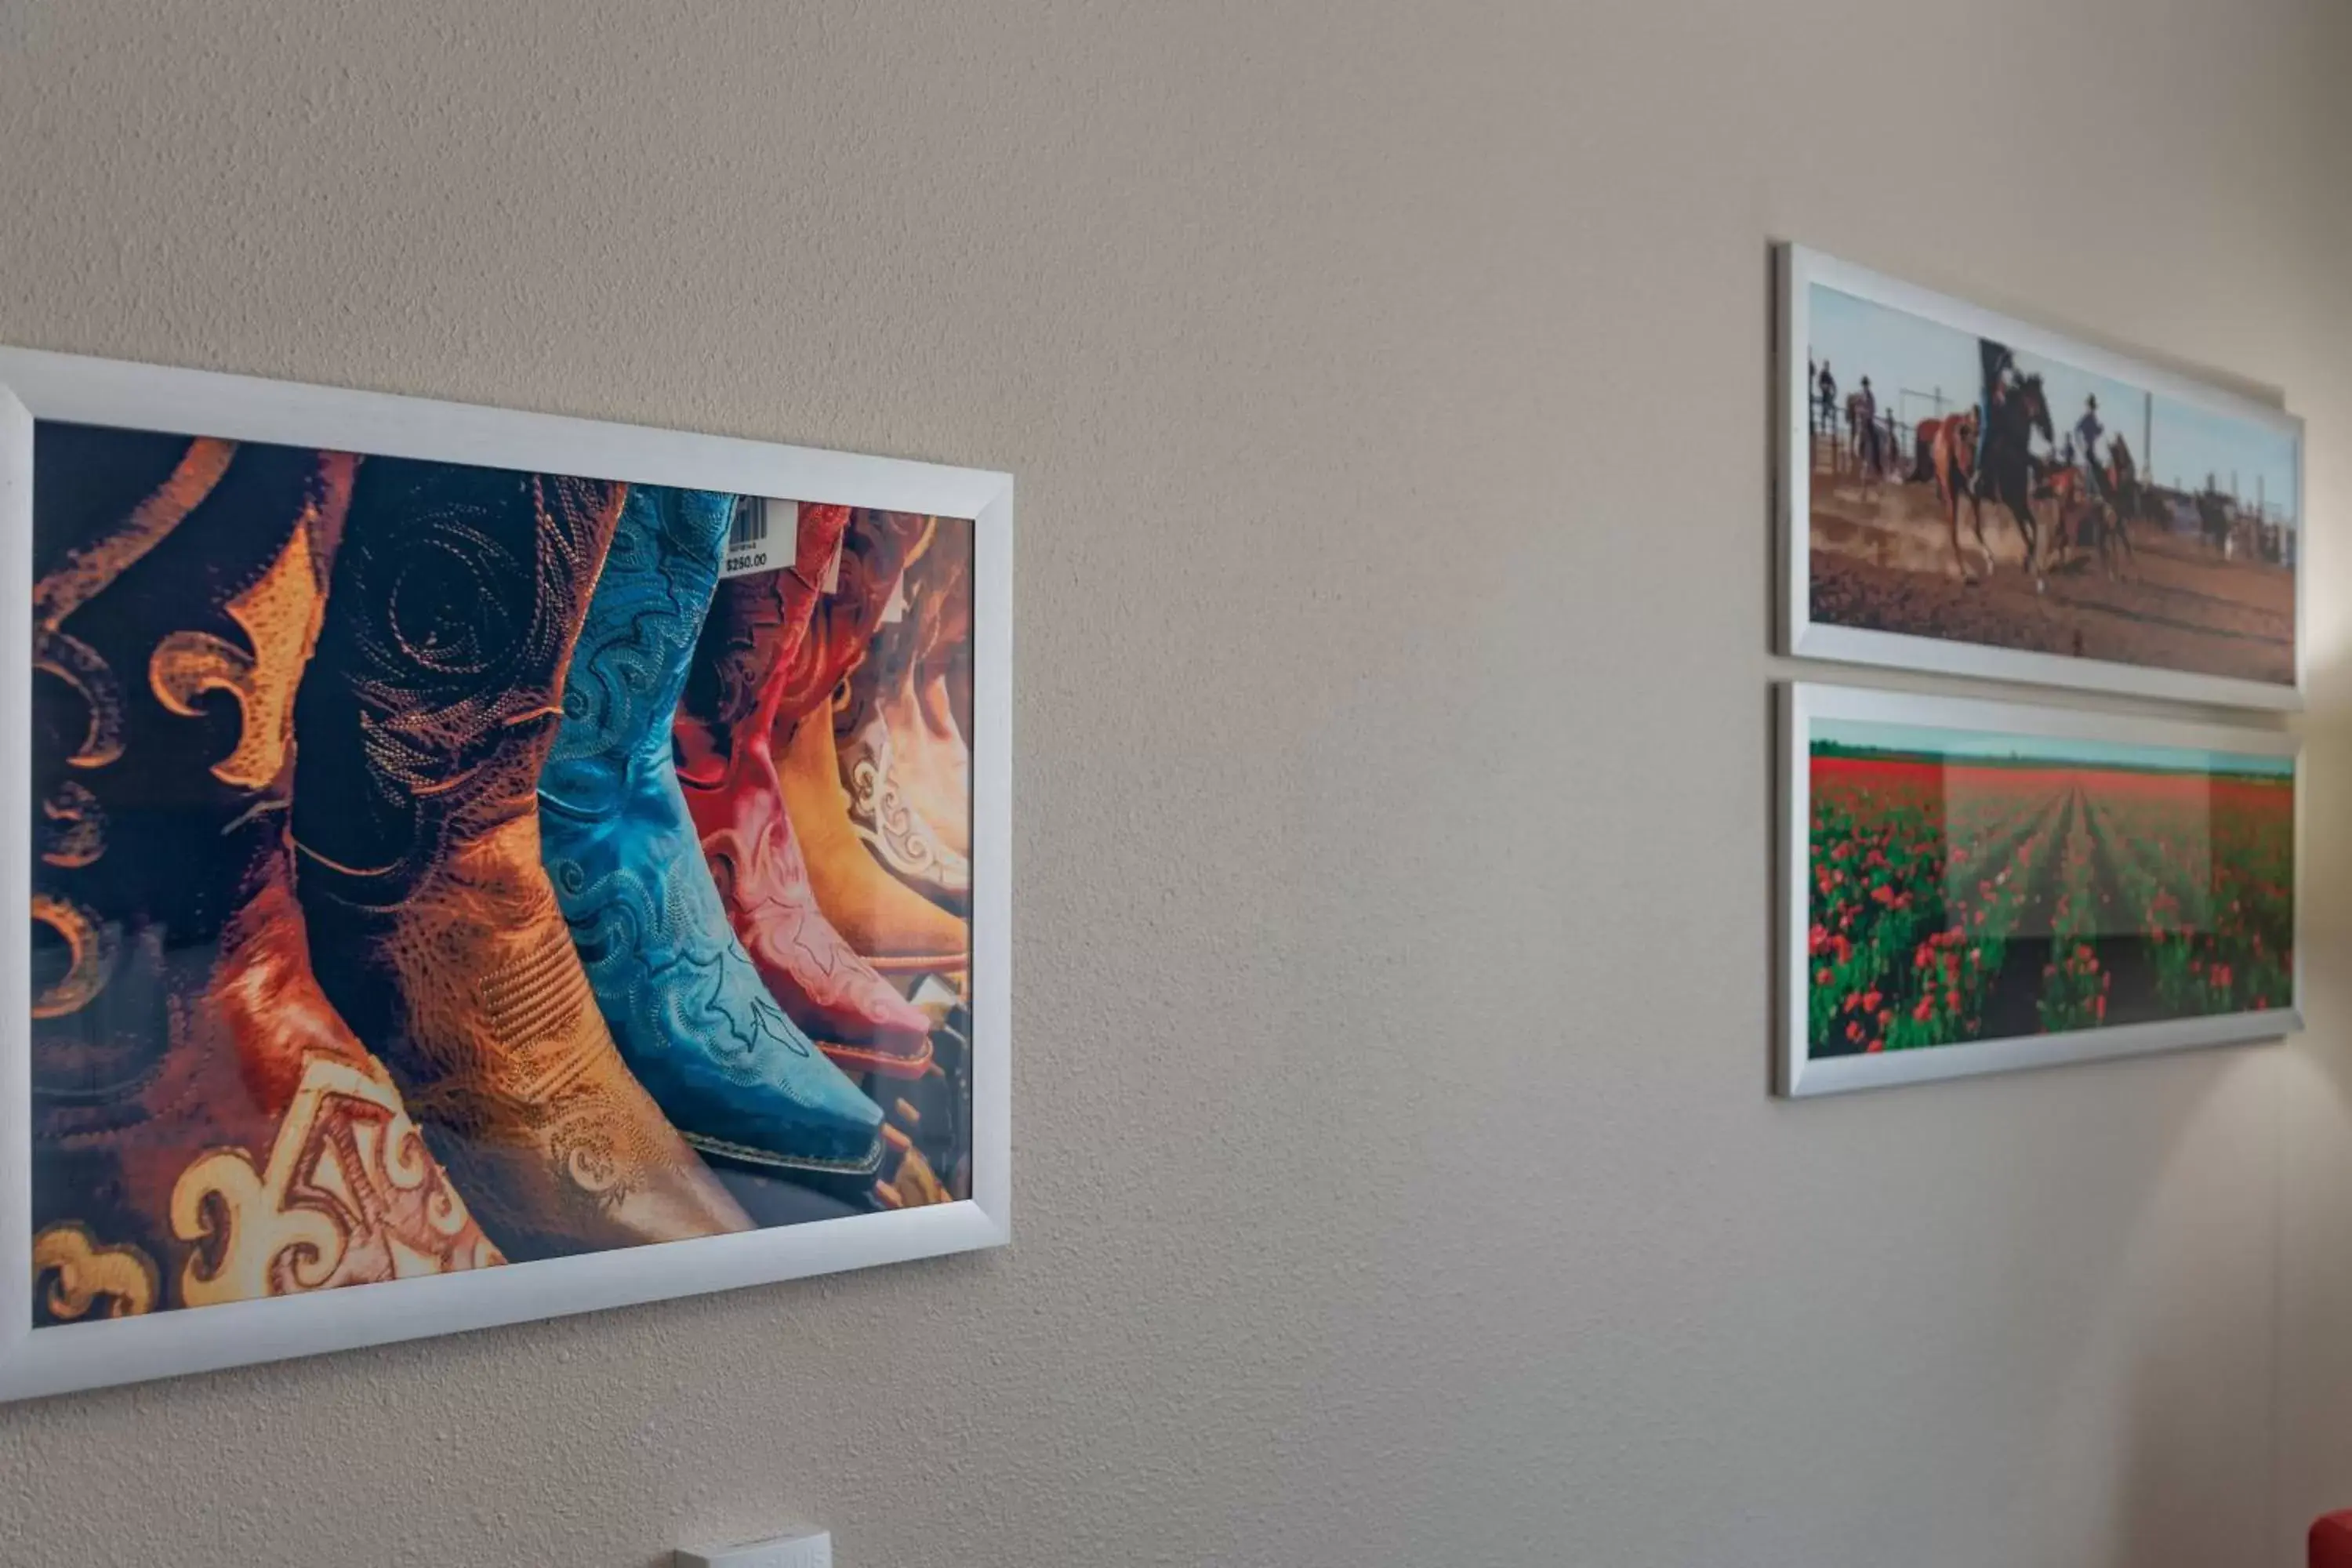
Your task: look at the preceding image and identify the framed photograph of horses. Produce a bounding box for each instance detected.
[1779,245,2304,710]
[1781,682,2301,1098]
[0,345,1011,1400]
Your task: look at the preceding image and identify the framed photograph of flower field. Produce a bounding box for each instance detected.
[1780,245,2304,710]
[1780,683,2299,1098]
[0,346,1011,1399]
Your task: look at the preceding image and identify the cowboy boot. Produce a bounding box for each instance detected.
[167,855,510,1306]
[539,486,883,1173]
[829,514,971,902]
[292,457,750,1261]
[940,612,975,768]
[868,993,974,1211]
[31,430,499,1321]
[911,666,973,855]
[771,510,969,973]
[837,633,971,916]
[871,1125,953,1210]
[901,525,975,860]
[677,506,937,1076]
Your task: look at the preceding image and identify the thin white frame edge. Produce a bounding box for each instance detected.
[1777,681,2302,1098]
[0,346,1014,1401]
[1777,244,2307,712]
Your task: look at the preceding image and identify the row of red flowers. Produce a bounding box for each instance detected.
[1807,754,2293,1056]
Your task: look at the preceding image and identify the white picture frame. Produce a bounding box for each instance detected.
[0,346,1013,1399]
[1780,682,2300,1098]
[1779,244,2306,710]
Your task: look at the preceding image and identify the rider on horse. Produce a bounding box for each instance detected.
[2074,394,2107,503]
[1972,339,2019,498]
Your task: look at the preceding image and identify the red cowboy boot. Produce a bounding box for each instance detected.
[31,430,499,1322]
[678,505,938,1077]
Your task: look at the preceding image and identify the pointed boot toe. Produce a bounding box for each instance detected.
[682,738,938,1078]
[657,989,886,1173]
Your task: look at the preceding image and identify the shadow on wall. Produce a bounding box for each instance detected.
[2103,1059,2283,1567]
[2109,695,2352,1567]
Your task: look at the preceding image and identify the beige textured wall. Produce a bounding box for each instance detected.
[2,2,2348,1565]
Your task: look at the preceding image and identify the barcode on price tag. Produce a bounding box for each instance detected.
[719,498,796,579]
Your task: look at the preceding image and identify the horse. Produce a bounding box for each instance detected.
[1927,409,1995,579]
[2042,459,2130,582]
[2039,464,2083,569]
[1911,416,1951,484]
[2096,435,2143,575]
[1935,374,2053,584]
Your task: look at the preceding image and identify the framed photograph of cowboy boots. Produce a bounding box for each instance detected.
[0,345,1011,1400]
[1779,245,2305,710]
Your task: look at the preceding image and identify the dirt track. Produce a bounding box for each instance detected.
[1809,466,2294,685]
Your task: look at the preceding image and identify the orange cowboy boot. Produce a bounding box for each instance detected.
[677,505,937,1076]
[31,427,499,1323]
[291,457,750,1262]
[771,510,968,975]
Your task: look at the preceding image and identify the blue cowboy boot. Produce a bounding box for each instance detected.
[539,486,884,1175]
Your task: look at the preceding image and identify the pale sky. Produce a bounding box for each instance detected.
[2148,394,2299,519]
[1806,284,2298,525]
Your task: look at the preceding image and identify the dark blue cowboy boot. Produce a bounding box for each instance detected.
[539,486,884,1175]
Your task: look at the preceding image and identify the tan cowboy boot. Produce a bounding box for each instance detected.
[31,431,499,1322]
[837,642,971,916]
[291,458,749,1262]
[771,511,968,974]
